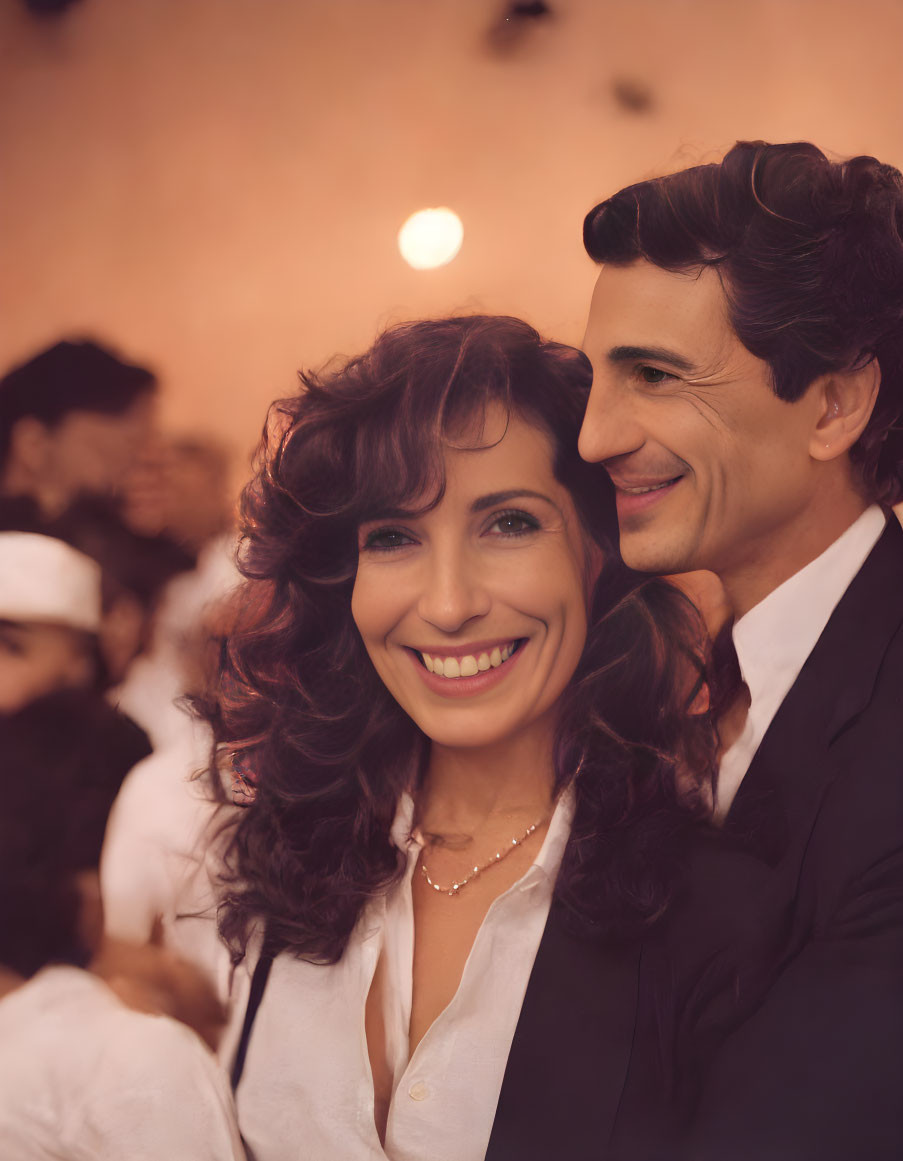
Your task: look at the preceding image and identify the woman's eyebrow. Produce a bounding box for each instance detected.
[360,506,417,524]
[471,489,558,513]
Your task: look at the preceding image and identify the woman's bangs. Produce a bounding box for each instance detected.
[351,410,448,526]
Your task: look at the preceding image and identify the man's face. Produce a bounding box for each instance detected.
[28,395,155,515]
[579,260,822,578]
[0,619,94,713]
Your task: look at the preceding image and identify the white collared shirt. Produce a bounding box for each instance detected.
[0,967,244,1161]
[716,504,887,816]
[233,787,575,1161]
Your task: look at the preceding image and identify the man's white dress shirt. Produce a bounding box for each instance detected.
[716,504,887,816]
[233,787,575,1161]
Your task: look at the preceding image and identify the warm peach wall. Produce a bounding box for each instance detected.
[2,0,902,474]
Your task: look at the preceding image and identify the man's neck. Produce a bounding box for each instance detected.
[721,490,871,620]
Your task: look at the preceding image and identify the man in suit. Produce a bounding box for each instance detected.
[577,140,903,1159]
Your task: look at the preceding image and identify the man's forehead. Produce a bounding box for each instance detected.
[584,259,732,353]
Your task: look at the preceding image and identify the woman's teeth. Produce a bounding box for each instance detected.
[421,642,518,679]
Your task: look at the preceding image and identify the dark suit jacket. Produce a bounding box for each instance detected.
[487,516,903,1161]
[486,837,778,1161]
[688,515,903,1161]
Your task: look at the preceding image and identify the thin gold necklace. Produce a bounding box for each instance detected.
[418,816,548,898]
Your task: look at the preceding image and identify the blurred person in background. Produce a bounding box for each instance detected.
[0,339,156,519]
[0,689,245,1161]
[0,497,190,708]
[115,431,241,747]
[58,495,194,687]
[100,587,238,953]
[124,431,234,558]
[102,434,241,951]
[0,517,106,713]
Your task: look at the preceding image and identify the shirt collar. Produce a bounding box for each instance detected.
[732,504,887,715]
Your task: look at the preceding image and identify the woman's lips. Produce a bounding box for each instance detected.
[406,639,527,697]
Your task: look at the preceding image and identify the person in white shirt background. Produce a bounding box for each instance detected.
[0,688,245,1161]
[102,432,242,948]
[580,139,903,1160]
[184,314,774,1161]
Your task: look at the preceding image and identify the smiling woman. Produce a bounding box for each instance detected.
[200,315,745,1161]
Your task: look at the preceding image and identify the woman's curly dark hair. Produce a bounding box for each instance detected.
[205,315,717,964]
[584,140,903,505]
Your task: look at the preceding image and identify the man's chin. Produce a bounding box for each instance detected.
[618,532,694,577]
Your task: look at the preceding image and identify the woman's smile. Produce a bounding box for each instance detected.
[405,637,528,697]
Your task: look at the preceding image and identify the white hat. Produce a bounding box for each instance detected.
[0,532,102,632]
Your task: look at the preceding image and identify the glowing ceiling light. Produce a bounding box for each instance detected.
[398,207,463,270]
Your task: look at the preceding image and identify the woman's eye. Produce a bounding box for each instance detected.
[487,510,539,536]
[638,365,675,385]
[361,527,413,551]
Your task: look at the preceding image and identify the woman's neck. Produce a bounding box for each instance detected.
[417,720,558,836]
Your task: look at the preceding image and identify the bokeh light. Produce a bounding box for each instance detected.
[397,207,464,270]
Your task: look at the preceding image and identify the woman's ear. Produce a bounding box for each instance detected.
[809,359,881,462]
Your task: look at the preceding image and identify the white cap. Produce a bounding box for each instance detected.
[0,532,102,632]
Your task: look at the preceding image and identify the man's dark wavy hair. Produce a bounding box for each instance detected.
[0,338,156,468]
[205,315,716,964]
[583,140,903,505]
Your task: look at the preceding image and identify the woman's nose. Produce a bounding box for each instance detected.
[416,547,491,634]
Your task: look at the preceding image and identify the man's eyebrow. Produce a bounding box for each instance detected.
[471,489,558,513]
[607,344,697,373]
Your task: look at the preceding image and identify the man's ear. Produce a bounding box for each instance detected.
[809,359,881,462]
[6,416,53,475]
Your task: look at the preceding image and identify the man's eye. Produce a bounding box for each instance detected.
[638,365,674,385]
[362,528,413,551]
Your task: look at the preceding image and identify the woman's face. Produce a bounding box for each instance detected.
[352,405,601,753]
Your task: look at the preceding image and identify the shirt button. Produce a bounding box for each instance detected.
[408,1081,430,1101]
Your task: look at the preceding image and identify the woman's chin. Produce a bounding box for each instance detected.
[410,714,522,754]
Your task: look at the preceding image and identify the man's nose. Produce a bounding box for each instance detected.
[578,370,645,464]
[416,546,491,634]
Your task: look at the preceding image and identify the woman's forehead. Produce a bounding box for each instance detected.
[358,413,561,523]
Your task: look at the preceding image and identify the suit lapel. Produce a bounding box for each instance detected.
[486,900,641,1161]
[726,517,903,864]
